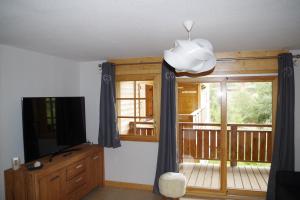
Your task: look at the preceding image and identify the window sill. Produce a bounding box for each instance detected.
[120,135,159,142]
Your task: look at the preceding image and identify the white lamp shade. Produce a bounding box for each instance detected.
[164,39,216,73]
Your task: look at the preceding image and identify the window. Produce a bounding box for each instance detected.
[116,80,155,134]
[115,70,161,142]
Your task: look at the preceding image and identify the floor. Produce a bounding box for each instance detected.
[83,187,161,200]
[180,162,270,191]
[83,187,265,200]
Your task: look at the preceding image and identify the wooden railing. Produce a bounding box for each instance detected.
[128,121,155,136]
[178,107,206,123]
[178,122,273,165]
[190,108,206,124]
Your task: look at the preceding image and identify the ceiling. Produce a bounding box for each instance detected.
[0,0,300,61]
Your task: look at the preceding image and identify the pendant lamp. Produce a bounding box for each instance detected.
[164,20,216,73]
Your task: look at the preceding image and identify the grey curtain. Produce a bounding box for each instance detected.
[153,61,178,194]
[267,53,295,200]
[98,62,121,148]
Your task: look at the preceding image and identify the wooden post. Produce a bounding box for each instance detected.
[220,81,227,193]
[230,125,237,167]
[178,123,183,163]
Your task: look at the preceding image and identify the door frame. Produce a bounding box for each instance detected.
[176,75,277,197]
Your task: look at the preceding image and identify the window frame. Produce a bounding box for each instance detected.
[115,73,161,142]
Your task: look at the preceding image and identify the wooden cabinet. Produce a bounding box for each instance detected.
[87,152,102,190]
[4,144,104,200]
[39,169,66,200]
[66,159,87,180]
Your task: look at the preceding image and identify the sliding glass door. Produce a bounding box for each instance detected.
[226,81,274,193]
[178,82,225,192]
[177,77,276,195]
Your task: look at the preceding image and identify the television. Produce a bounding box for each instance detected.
[22,97,86,162]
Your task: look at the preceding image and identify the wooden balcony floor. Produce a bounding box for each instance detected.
[179,162,270,191]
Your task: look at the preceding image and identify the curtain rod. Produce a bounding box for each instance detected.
[217,54,300,62]
[100,54,300,67]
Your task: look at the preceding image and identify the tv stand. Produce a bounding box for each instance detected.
[49,148,81,162]
[4,144,104,200]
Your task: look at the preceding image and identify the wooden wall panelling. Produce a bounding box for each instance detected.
[178,83,199,114]
[111,50,287,76]
[115,64,161,75]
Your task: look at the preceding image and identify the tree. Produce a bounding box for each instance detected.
[209,82,272,124]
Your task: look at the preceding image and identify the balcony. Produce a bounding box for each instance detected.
[180,161,270,191]
[178,122,272,191]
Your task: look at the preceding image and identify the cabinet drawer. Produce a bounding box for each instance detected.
[67,159,86,180]
[67,173,87,194]
[91,153,100,161]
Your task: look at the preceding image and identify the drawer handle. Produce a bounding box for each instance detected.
[75,177,83,183]
[50,175,59,182]
[93,156,99,160]
[76,164,83,169]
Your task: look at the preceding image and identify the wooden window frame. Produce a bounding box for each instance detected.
[116,74,161,142]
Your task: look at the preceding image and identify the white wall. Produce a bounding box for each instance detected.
[79,61,159,185]
[291,50,300,171]
[79,61,102,143]
[104,142,158,185]
[0,45,80,199]
[0,46,5,200]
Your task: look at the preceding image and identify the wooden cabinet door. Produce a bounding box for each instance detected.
[39,169,66,200]
[87,152,102,190]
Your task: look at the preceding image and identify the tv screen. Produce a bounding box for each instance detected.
[22,97,86,162]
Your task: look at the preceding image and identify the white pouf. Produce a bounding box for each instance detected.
[159,172,186,198]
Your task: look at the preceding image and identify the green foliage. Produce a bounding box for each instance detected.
[209,83,221,123]
[208,82,272,124]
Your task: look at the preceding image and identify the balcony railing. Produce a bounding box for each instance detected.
[128,121,155,136]
[178,122,273,165]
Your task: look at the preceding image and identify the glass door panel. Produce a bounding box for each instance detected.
[226,82,272,192]
[178,82,222,190]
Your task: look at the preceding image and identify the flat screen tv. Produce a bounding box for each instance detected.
[22,97,86,162]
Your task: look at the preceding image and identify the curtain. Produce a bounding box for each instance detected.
[153,61,178,194]
[267,53,295,200]
[98,62,121,148]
